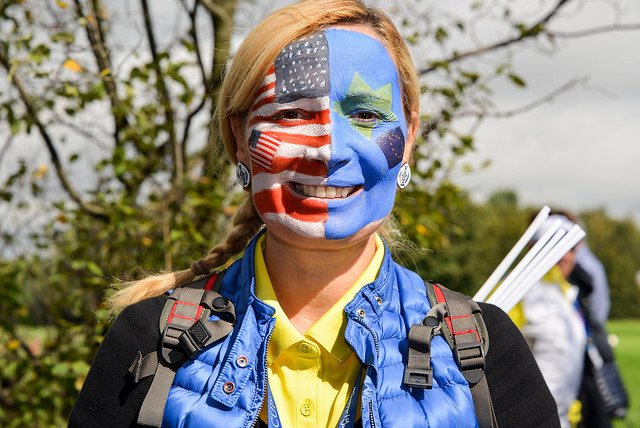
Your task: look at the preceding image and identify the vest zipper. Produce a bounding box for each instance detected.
[353,315,378,428]
[368,400,376,428]
[356,318,379,358]
[251,326,274,428]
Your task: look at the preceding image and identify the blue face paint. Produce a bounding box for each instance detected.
[323,29,407,239]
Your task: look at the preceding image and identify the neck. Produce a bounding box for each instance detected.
[263,230,377,334]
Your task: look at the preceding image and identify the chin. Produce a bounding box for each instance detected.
[263,216,386,249]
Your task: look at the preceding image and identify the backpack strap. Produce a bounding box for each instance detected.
[404,282,497,428]
[128,271,235,427]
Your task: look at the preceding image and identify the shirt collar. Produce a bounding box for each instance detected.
[253,234,385,363]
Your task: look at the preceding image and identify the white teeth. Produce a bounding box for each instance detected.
[294,184,353,199]
[305,184,315,196]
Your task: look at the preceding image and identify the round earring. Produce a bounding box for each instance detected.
[236,162,251,188]
[397,163,411,189]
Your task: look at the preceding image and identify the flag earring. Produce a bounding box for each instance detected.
[236,162,251,188]
[397,163,411,189]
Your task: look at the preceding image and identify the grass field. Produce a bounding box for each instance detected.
[609,319,640,428]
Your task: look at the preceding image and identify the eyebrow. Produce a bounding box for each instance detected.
[338,93,393,112]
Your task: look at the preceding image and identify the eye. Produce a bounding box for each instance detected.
[274,110,309,121]
[349,110,381,123]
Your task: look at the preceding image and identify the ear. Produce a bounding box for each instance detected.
[402,111,419,164]
[230,114,249,165]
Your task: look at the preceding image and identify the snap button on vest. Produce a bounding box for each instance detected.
[236,355,248,367]
[223,381,235,394]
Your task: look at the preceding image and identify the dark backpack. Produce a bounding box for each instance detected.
[129,274,496,427]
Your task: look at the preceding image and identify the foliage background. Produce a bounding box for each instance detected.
[1,0,639,425]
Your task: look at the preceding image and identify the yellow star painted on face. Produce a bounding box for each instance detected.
[334,72,397,140]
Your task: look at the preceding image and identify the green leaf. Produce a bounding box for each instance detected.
[70,360,90,376]
[50,31,75,44]
[507,73,526,87]
[169,229,183,241]
[28,44,51,64]
[10,119,21,135]
[459,135,473,148]
[51,362,69,377]
[435,27,448,43]
[0,190,13,202]
[86,262,103,276]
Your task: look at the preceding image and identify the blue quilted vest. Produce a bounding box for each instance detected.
[162,232,478,427]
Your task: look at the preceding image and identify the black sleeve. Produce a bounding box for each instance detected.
[68,295,166,428]
[479,302,561,428]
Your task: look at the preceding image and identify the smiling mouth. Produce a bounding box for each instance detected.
[293,183,357,199]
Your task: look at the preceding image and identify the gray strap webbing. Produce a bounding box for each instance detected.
[438,286,497,428]
[137,287,204,427]
[129,351,158,383]
[471,370,498,428]
[403,302,447,388]
[137,363,176,427]
[404,323,435,388]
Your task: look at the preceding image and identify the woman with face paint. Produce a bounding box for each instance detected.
[70,1,560,427]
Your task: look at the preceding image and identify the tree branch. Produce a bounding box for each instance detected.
[197,0,238,178]
[196,0,234,25]
[0,133,12,167]
[549,22,640,38]
[420,76,586,140]
[179,0,209,158]
[462,76,587,119]
[73,0,125,144]
[140,0,182,199]
[0,46,107,219]
[418,0,572,76]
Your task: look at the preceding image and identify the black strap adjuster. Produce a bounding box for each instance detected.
[454,341,485,384]
[160,324,189,365]
[404,319,440,390]
[179,319,213,357]
[403,367,433,389]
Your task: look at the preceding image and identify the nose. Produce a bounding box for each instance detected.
[303,144,331,167]
[327,114,355,171]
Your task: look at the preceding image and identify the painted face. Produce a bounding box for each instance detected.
[246,29,408,240]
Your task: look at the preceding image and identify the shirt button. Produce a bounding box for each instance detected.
[298,342,311,353]
[300,400,313,416]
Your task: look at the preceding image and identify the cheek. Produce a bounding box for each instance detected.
[247,130,282,172]
[355,126,407,182]
[375,126,405,169]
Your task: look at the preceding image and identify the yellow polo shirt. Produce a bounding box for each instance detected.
[254,234,384,427]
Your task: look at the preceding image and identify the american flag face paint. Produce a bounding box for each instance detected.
[246,29,407,240]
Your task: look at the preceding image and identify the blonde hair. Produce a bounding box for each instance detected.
[109,0,420,313]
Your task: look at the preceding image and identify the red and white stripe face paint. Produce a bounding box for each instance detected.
[245,29,408,240]
[247,32,332,238]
